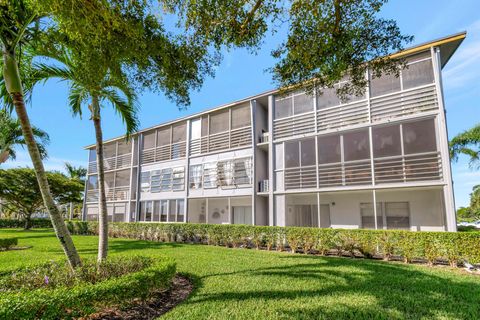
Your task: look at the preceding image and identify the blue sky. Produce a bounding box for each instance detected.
[4,0,480,208]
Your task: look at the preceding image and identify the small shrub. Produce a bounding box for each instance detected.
[0,238,18,250]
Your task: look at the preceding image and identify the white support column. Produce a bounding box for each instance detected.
[134,134,144,222]
[268,95,275,225]
[185,119,191,223]
[228,197,232,224]
[431,46,456,231]
[250,100,257,225]
[372,189,378,230]
[317,192,321,228]
[206,198,209,224]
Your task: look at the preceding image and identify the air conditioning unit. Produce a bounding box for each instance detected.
[258,180,269,193]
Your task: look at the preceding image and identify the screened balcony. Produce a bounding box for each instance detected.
[85,169,131,203]
[189,103,252,155]
[276,117,442,191]
[188,196,252,225]
[272,51,439,141]
[141,122,187,165]
[87,140,132,174]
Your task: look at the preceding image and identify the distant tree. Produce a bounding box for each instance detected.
[64,162,87,219]
[450,124,480,169]
[0,168,83,229]
[0,109,49,164]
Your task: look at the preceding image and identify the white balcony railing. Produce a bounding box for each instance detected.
[88,153,132,174]
[273,111,316,140]
[370,84,438,123]
[284,165,317,190]
[86,186,130,203]
[374,151,442,184]
[189,126,252,156]
[141,141,186,164]
[317,99,369,132]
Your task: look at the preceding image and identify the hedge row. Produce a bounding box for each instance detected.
[0,238,17,250]
[0,256,176,320]
[67,221,480,267]
[0,219,52,229]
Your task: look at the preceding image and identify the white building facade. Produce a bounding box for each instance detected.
[83,33,465,232]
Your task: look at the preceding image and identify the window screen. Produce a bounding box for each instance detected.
[285,141,300,168]
[201,116,209,137]
[360,202,383,229]
[117,140,131,155]
[115,169,130,187]
[103,143,116,158]
[402,59,434,90]
[293,92,314,115]
[190,118,201,140]
[343,130,370,161]
[372,124,401,158]
[169,200,176,222]
[104,172,115,190]
[160,200,168,222]
[318,135,341,164]
[172,122,186,143]
[153,201,160,221]
[317,87,340,109]
[402,119,437,154]
[87,175,98,190]
[143,132,156,149]
[370,72,401,97]
[231,104,251,129]
[189,165,203,189]
[385,202,410,229]
[300,139,316,166]
[275,96,293,119]
[157,127,171,146]
[177,200,185,222]
[210,109,229,134]
[89,149,97,162]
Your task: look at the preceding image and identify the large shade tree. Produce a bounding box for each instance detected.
[0,168,83,229]
[0,109,49,164]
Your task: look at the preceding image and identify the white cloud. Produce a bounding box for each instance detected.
[1,150,87,173]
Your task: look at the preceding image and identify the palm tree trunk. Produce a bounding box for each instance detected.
[0,150,9,164]
[92,96,108,261]
[69,202,73,220]
[4,51,81,269]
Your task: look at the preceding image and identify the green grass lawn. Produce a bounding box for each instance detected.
[1,229,480,319]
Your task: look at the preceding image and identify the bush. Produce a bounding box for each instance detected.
[66,221,480,267]
[0,255,176,319]
[0,238,18,250]
[0,219,52,229]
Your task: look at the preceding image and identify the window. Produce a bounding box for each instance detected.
[402,59,434,90]
[385,202,410,229]
[317,135,341,164]
[293,92,314,115]
[203,162,217,188]
[89,149,97,162]
[343,129,370,161]
[231,104,251,129]
[360,203,383,229]
[104,143,116,158]
[218,161,234,187]
[402,119,437,154]
[370,72,401,97]
[169,200,176,222]
[87,175,98,190]
[275,96,293,119]
[150,170,161,192]
[234,158,252,185]
[160,200,168,222]
[201,116,209,137]
[157,127,171,146]
[300,139,316,166]
[372,124,401,158]
[160,168,172,191]
[117,140,131,155]
[177,200,185,222]
[143,132,156,149]
[189,165,203,189]
[153,201,160,221]
[317,87,340,109]
[285,141,300,168]
[210,109,229,134]
[140,171,150,192]
[172,122,186,143]
[172,167,185,190]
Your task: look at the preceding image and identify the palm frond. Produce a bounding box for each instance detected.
[101,87,139,136]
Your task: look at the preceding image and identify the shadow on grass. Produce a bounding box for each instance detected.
[186,255,480,319]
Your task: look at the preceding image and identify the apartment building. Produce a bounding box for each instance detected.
[83,32,465,232]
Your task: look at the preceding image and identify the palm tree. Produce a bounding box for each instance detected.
[0,0,81,268]
[33,50,138,262]
[64,162,87,219]
[0,109,49,164]
[450,124,480,169]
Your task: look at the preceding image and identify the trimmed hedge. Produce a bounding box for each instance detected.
[0,219,52,229]
[0,256,176,319]
[67,221,480,266]
[0,238,17,250]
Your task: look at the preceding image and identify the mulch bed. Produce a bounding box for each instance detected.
[85,275,193,320]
